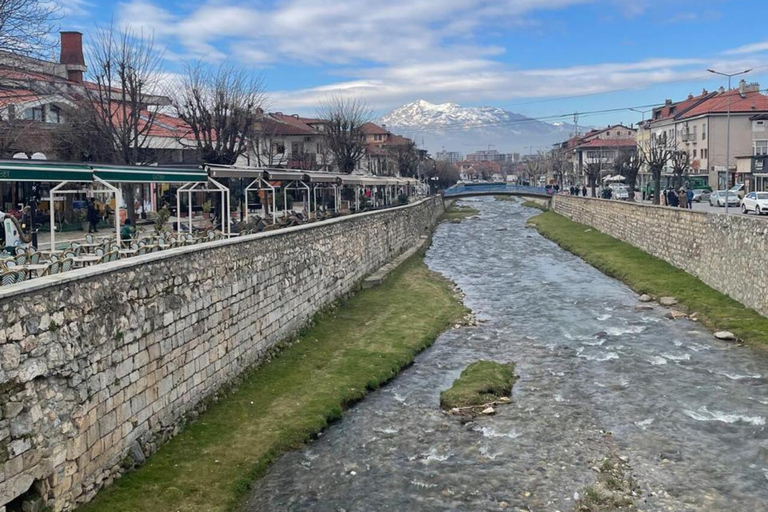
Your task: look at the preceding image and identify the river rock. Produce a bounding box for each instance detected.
[481,407,495,415]
[659,297,678,307]
[639,294,653,303]
[635,305,653,311]
[714,331,737,341]
[496,228,508,231]
[665,310,688,320]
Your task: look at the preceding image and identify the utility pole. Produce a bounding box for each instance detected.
[708,67,752,213]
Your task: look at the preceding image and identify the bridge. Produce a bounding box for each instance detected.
[443,182,554,199]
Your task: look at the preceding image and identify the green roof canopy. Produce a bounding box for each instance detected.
[0,160,93,182]
[92,165,208,183]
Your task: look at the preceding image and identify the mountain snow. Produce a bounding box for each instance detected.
[379,99,581,154]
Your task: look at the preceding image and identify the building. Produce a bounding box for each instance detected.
[643,82,768,188]
[358,122,425,176]
[736,114,768,191]
[435,150,462,163]
[562,125,637,184]
[457,160,501,181]
[249,112,329,170]
[465,150,520,163]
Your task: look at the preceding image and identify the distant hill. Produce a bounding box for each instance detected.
[379,100,583,155]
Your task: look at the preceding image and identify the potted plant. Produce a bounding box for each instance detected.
[201,200,212,219]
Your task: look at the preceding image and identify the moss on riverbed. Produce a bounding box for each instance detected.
[78,255,467,512]
[529,211,768,347]
[442,200,479,221]
[522,200,549,211]
[440,361,516,410]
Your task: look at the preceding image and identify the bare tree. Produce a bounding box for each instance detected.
[317,96,372,174]
[583,162,602,197]
[391,141,419,177]
[614,146,642,201]
[83,25,166,223]
[0,0,59,56]
[173,62,266,165]
[670,150,690,189]
[249,116,286,168]
[640,133,674,205]
[546,148,568,189]
[424,160,459,192]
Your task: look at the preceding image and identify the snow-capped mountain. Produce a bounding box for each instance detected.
[379,100,581,154]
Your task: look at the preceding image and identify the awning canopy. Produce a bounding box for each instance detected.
[92,164,208,183]
[304,172,341,184]
[0,160,93,182]
[206,164,264,180]
[263,169,307,182]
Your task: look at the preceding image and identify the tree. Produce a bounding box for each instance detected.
[0,0,59,56]
[82,25,166,223]
[614,146,642,201]
[173,62,266,165]
[546,148,568,189]
[423,160,459,192]
[391,141,419,177]
[670,150,690,189]
[640,133,674,205]
[583,162,602,197]
[317,96,372,174]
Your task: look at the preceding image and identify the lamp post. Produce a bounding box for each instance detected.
[707,68,752,213]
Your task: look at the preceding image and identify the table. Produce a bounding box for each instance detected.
[72,255,100,267]
[22,264,49,277]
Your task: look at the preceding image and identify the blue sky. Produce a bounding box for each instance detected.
[62,0,768,128]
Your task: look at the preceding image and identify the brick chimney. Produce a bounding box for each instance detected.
[59,31,86,83]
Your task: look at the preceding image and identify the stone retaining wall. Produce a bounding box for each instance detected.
[0,197,443,511]
[552,195,768,316]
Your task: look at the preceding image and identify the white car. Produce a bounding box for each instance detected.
[741,192,768,215]
[709,190,740,207]
[611,186,629,200]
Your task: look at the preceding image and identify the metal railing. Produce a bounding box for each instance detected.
[443,183,552,197]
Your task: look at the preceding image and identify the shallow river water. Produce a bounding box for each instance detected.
[247,197,768,511]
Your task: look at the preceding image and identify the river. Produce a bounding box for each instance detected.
[246,197,768,511]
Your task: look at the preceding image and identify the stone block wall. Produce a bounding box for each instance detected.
[0,197,443,511]
[552,195,768,316]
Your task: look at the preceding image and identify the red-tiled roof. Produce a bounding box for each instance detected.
[576,138,636,149]
[265,113,323,136]
[682,89,768,117]
[361,122,389,135]
[0,88,47,107]
[650,92,716,123]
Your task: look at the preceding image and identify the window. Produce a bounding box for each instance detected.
[49,107,61,124]
[755,140,768,156]
[693,126,697,140]
[272,142,285,154]
[702,149,708,159]
[693,149,697,158]
[702,124,707,140]
[22,107,43,121]
[374,134,383,141]
[606,131,611,136]
[291,142,301,155]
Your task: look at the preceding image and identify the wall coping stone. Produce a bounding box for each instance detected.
[0,197,439,301]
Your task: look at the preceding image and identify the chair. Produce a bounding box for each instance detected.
[14,246,28,256]
[63,251,76,260]
[85,233,94,244]
[14,254,28,265]
[137,246,148,256]
[14,269,28,283]
[59,258,74,273]
[1,271,16,286]
[94,247,105,257]
[111,244,121,252]
[41,261,61,276]
[28,251,41,264]
[48,253,59,262]
[109,251,120,262]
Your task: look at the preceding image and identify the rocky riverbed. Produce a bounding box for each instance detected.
[246,196,768,511]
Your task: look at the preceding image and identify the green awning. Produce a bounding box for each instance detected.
[0,160,93,182]
[92,165,208,183]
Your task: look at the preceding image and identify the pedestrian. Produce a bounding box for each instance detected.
[86,198,99,233]
[678,188,688,209]
[686,188,694,209]
[120,218,133,244]
[582,185,587,197]
[667,188,679,207]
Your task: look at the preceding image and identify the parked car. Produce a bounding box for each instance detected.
[611,186,629,200]
[741,192,768,215]
[691,189,712,202]
[709,190,740,207]
[730,183,746,199]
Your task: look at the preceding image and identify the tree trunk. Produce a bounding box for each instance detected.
[652,171,661,205]
[123,185,136,225]
[627,177,637,202]
[589,176,597,197]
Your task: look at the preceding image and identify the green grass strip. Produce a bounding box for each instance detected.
[440,361,516,410]
[79,256,467,512]
[529,211,768,346]
[441,200,479,221]
[522,200,549,211]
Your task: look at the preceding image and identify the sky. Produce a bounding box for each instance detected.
[60,0,768,128]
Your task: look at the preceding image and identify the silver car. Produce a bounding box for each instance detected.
[709,190,740,207]
[692,189,711,202]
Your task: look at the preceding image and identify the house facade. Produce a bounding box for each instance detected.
[568,125,637,183]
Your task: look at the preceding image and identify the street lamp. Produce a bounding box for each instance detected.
[707,67,752,213]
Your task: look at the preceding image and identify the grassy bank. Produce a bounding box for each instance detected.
[440,361,516,410]
[530,211,768,346]
[522,200,549,211]
[442,200,479,221]
[80,256,467,512]
[494,195,516,202]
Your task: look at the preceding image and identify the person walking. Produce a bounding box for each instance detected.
[667,188,679,207]
[86,198,99,233]
[686,188,694,209]
[120,218,133,245]
[582,185,587,197]
[678,188,688,209]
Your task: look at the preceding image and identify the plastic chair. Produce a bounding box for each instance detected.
[109,251,120,262]
[94,247,105,257]
[14,254,28,265]
[28,251,41,264]
[63,251,76,260]
[14,269,28,283]
[85,233,94,244]
[41,261,61,276]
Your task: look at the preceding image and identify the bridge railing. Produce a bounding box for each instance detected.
[443,184,552,197]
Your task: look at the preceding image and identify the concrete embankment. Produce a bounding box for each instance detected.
[0,197,443,511]
[552,195,768,317]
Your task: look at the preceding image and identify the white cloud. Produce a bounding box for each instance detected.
[724,41,768,56]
